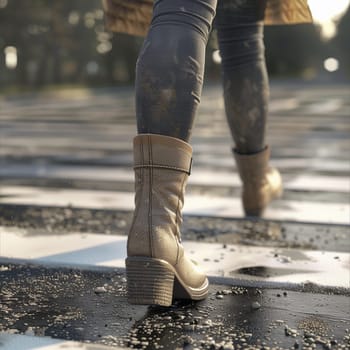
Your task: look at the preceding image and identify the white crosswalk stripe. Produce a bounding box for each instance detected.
[1,186,349,225]
[2,227,349,288]
[0,333,123,350]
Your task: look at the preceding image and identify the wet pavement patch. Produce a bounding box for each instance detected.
[1,263,349,349]
[232,266,314,278]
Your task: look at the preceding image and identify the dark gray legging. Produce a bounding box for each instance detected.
[136,0,268,154]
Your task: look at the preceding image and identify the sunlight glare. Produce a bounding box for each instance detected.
[324,58,339,72]
[4,46,17,69]
[308,0,349,38]
[308,0,349,21]
[212,50,222,64]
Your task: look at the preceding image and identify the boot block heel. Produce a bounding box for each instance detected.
[126,257,175,306]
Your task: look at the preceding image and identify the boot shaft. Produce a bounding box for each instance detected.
[233,146,282,216]
[128,134,192,263]
[233,146,270,185]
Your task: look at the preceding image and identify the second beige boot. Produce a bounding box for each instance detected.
[126,134,209,307]
[234,146,283,217]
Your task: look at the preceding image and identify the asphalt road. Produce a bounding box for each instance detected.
[0,82,349,349]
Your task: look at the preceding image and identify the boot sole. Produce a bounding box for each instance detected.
[126,257,209,306]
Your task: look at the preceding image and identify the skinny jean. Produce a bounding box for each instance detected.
[136,0,268,154]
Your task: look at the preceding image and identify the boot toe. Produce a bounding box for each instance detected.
[172,254,209,301]
[242,168,283,217]
[267,167,283,199]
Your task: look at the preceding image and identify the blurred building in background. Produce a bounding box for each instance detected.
[0,0,349,91]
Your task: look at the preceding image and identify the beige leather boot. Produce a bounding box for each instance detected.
[234,146,283,217]
[126,134,209,306]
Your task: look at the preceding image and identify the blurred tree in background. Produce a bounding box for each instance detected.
[0,0,348,91]
[330,5,350,76]
[0,0,142,88]
[264,24,324,78]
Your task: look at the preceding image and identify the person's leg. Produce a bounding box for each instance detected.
[215,0,268,154]
[127,0,217,306]
[135,0,217,141]
[215,0,282,216]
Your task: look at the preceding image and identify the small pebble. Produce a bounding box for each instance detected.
[251,301,261,310]
[94,286,107,294]
[222,343,234,350]
[280,256,292,263]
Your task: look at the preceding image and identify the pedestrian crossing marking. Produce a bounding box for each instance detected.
[1,165,349,191]
[1,227,349,289]
[1,186,349,225]
[0,333,123,350]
